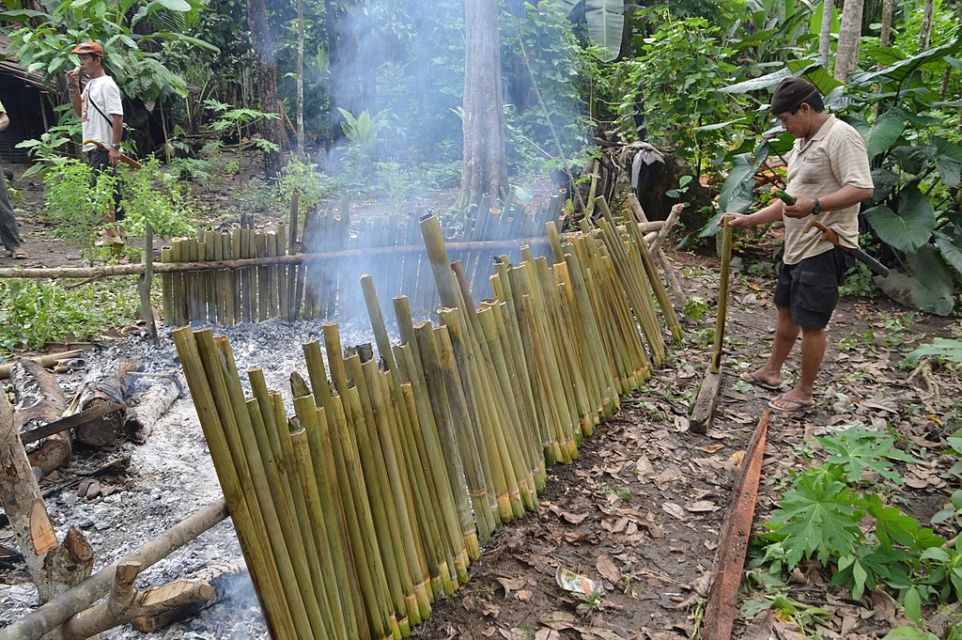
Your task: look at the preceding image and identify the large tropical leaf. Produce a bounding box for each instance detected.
[934,231,962,282]
[934,137,962,187]
[864,188,935,253]
[700,145,769,237]
[786,59,843,95]
[721,67,792,93]
[876,257,955,316]
[555,0,625,62]
[866,109,906,159]
[851,39,962,85]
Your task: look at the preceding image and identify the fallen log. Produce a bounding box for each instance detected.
[0,499,229,640]
[0,388,93,602]
[47,563,215,640]
[0,348,91,379]
[67,358,139,447]
[123,374,182,443]
[131,559,246,633]
[11,359,71,476]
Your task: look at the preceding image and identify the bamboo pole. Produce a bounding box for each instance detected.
[170,329,295,639]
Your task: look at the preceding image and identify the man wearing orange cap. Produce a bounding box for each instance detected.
[67,41,125,222]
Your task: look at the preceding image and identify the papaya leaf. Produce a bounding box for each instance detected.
[867,109,906,159]
[818,428,914,485]
[765,469,864,567]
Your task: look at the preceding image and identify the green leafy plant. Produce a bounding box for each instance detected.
[118,157,196,237]
[682,295,710,321]
[42,157,118,255]
[0,279,139,352]
[15,121,82,178]
[273,157,344,212]
[905,338,962,366]
[205,99,281,166]
[817,427,915,484]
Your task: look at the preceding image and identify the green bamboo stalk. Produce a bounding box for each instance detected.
[171,328,295,640]
[395,344,473,576]
[246,398,335,639]
[343,357,414,630]
[208,335,325,639]
[298,396,367,640]
[711,219,734,374]
[289,400,354,640]
[329,392,398,640]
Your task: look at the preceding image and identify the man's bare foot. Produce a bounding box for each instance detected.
[740,368,784,391]
[8,248,26,259]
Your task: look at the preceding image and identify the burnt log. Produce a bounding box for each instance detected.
[67,358,139,447]
[123,373,182,444]
[11,359,71,475]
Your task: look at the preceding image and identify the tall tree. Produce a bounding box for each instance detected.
[460,0,507,207]
[246,0,285,174]
[919,0,935,49]
[818,0,834,68]
[834,0,865,82]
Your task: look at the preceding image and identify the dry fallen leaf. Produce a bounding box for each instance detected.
[686,500,719,513]
[494,576,525,596]
[539,610,577,631]
[661,502,685,520]
[635,455,654,477]
[548,504,590,524]
[701,443,725,454]
[596,554,623,585]
[534,629,561,640]
[516,589,533,602]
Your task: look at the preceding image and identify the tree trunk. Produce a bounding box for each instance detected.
[296,0,305,156]
[919,0,935,49]
[245,0,284,175]
[460,0,508,208]
[819,0,835,68]
[834,0,865,82]
[68,358,139,448]
[879,0,894,48]
[0,387,60,600]
[11,359,71,476]
[123,374,182,444]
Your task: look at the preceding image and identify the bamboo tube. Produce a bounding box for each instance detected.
[418,215,461,310]
[276,224,288,320]
[395,344,472,575]
[205,230,222,325]
[237,228,250,323]
[206,335,323,639]
[222,233,236,325]
[329,392,397,640]
[322,324,351,398]
[229,229,243,323]
[171,329,295,639]
[593,247,651,388]
[365,363,432,620]
[438,309,518,522]
[553,260,607,423]
[197,233,210,323]
[614,198,683,342]
[449,264,534,513]
[254,232,267,322]
[185,237,200,322]
[246,398,335,639]
[413,323,487,565]
[561,245,620,416]
[491,260,555,470]
[342,357,413,630]
[476,305,540,508]
[552,277,598,437]
[512,262,579,460]
[297,395,367,640]
[534,256,591,440]
[288,401,353,640]
[172,240,189,326]
[344,386,409,638]
[160,247,174,326]
[490,297,548,489]
[711,220,734,374]
[302,341,333,410]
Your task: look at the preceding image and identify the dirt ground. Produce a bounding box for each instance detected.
[1,161,961,639]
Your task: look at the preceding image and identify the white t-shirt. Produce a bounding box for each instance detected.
[80,75,123,152]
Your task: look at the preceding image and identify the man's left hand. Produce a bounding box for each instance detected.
[108,147,121,167]
[783,195,817,219]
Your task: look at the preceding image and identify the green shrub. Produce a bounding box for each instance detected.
[0,280,139,352]
[42,158,117,254]
[118,157,196,237]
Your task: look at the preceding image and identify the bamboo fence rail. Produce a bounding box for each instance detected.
[173,196,682,639]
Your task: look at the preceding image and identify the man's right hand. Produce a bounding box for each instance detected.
[722,212,754,229]
[67,69,80,90]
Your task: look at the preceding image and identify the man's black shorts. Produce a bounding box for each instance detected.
[774,248,855,329]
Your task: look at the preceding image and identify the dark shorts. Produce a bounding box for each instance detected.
[774,248,854,329]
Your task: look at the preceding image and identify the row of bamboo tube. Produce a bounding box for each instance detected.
[160,196,564,328]
[173,197,680,639]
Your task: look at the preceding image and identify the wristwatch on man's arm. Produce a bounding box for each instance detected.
[811,198,821,216]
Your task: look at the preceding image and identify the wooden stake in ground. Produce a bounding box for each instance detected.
[689,218,734,434]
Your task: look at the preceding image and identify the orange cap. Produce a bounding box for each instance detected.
[71,42,103,56]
